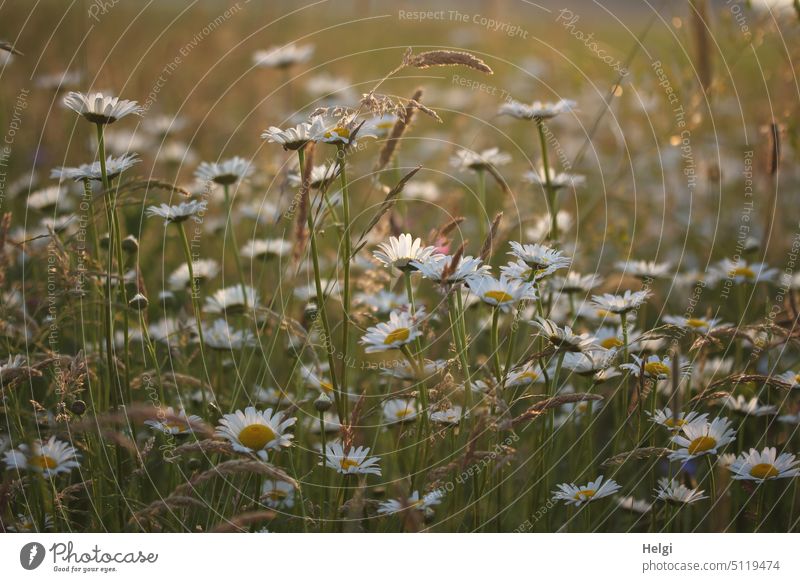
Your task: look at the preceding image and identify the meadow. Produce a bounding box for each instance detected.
[1,0,800,533]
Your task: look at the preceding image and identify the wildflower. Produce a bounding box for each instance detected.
[561,350,618,380]
[382,399,418,424]
[356,290,408,315]
[215,407,296,459]
[51,153,140,182]
[3,436,81,477]
[377,490,443,515]
[647,407,708,431]
[450,147,511,171]
[194,157,253,185]
[63,91,142,124]
[412,254,490,285]
[507,241,571,276]
[552,475,621,506]
[287,162,339,189]
[262,118,323,150]
[530,316,591,352]
[146,200,207,223]
[498,98,576,120]
[373,233,441,272]
[382,358,447,381]
[261,480,295,509]
[728,447,800,483]
[655,478,707,505]
[616,260,672,280]
[202,319,258,350]
[240,238,292,261]
[168,259,219,291]
[27,186,67,212]
[252,43,314,68]
[467,274,537,311]
[204,285,260,314]
[505,362,549,388]
[524,167,585,190]
[145,407,204,435]
[617,496,652,514]
[591,290,650,314]
[550,272,602,294]
[663,315,724,334]
[361,308,423,353]
[430,406,464,425]
[315,115,378,146]
[621,354,673,380]
[669,417,736,461]
[774,370,800,389]
[324,443,381,475]
[722,394,777,417]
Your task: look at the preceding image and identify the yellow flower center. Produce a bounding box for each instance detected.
[663,417,686,428]
[29,455,58,470]
[600,337,623,349]
[319,381,333,393]
[575,489,596,500]
[265,489,288,501]
[686,318,708,328]
[395,407,414,419]
[324,126,351,141]
[687,435,717,455]
[164,421,187,432]
[484,290,514,303]
[595,309,613,318]
[644,362,670,377]
[238,423,276,450]
[732,266,755,279]
[749,463,779,480]
[384,327,410,345]
[340,457,359,471]
[794,374,800,384]
[520,371,539,381]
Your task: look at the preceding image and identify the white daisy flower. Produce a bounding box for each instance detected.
[530,316,591,352]
[373,233,441,272]
[591,290,651,315]
[194,156,253,185]
[63,91,143,124]
[35,69,82,91]
[382,399,418,424]
[202,319,258,350]
[467,274,537,310]
[262,118,323,151]
[774,370,800,389]
[363,113,399,138]
[728,447,800,483]
[411,254,490,285]
[3,436,81,477]
[299,365,335,395]
[215,406,296,459]
[261,479,295,509]
[314,115,379,146]
[550,272,603,294]
[508,241,571,274]
[382,358,447,381]
[616,260,672,280]
[360,308,423,353]
[669,417,736,461]
[778,412,800,425]
[324,443,381,475]
[146,200,207,223]
[450,147,511,171]
[252,43,314,68]
[430,406,464,425]
[526,210,573,242]
[168,259,219,291]
[377,490,443,515]
[647,407,708,431]
[505,362,549,388]
[252,385,293,406]
[204,285,260,314]
[709,258,777,285]
[142,113,187,137]
[241,238,292,261]
[620,354,673,380]
[655,478,707,505]
[617,496,652,514]
[524,167,585,190]
[144,407,204,435]
[662,315,724,334]
[561,349,618,380]
[287,162,339,189]
[51,153,140,182]
[27,186,67,212]
[355,290,408,315]
[722,394,778,417]
[307,412,341,434]
[499,98,576,120]
[552,475,621,506]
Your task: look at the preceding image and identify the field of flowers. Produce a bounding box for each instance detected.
[1,0,800,533]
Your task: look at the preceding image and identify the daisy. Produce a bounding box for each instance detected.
[499,98,576,120]
[617,496,652,514]
[356,290,407,314]
[377,490,443,515]
[240,238,292,261]
[63,91,143,124]
[550,272,602,294]
[524,167,585,190]
[775,370,800,389]
[530,316,591,352]
[616,260,672,280]
[722,394,778,417]
[202,319,257,350]
[621,354,673,380]
[505,362,549,388]
[315,115,379,146]
[663,315,724,334]
[778,412,800,425]
[299,365,335,395]
[261,480,295,509]
[324,443,381,475]
[252,384,293,406]
[374,233,441,272]
[287,162,339,189]
[450,147,511,171]
[168,259,219,291]
[307,412,341,434]
[467,274,537,311]
[262,118,323,151]
[382,399,418,424]
[561,350,619,380]
[360,308,423,353]
[51,153,140,182]
[382,358,447,381]
[591,290,651,315]
[710,258,777,285]
[411,254,490,285]
[590,326,627,350]
[728,447,800,483]
[526,210,573,242]
[215,407,296,459]
[144,407,203,435]
[35,70,82,91]
[27,186,66,212]
[3,436,81,477]
[508,241,571,274]
[647,407,708,431]
[655,478,707,505]
[252,43,314,68]
[552,475,621,506]
[430,406,464,425]
[142,113,187,136]
[146,200,207,223]
[204,285,260,314]
[194,156,253,185]
[669,417,736,461]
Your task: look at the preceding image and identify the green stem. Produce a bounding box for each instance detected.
[536,121,557,240]
[338,145,353,423]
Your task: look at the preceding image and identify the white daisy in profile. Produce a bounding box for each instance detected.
[142,113,187,137]
[530,316,591,352]
[27,186,67,212]
[382,358,447,381]
[561,350,618,381]
[591,290,651,314]
[63,91,143,124]
[51,153,140,182]
[355,290,407,315]
[241,238,292,261]
[361,308,423,353]
[252,43,314,69]
[411,254,490,285]
[202,319,258,350]
[710,258,777,285]
[324,443,381,475]
[728,447,800,483]
[617,496,652,514]
[778,411,800,425]
[552,475,620,506]
[287,162,339,189]
[450,147,511,171]
[430,406,464,425]
[35,69,83,91]
[551,272,603,294]
[654,478,707,505]
[261,480,295,509]
[215,407,296,459]
[194,156,253,185]
[382,399,418,424]
[467,275,537,311]
[775,370,800,389]
[299,365,335,395]
[403,180,441,202]
[373,233,441,272]
[669,417,736,461]
[526,210,573,242]
[262,118,324,151]
[168,259,219,291]
[616,260,672,280]
[499,98,576,120]
[524,167,585,190]
[508,241,571,275]
[204,285,260,314]
[144,407,204,435]
[505,362,548,388]
[363,113,399,138]
[620,354,673,380]
[647,407,708,431]
[377,490,443,515]
[663,315,724,334]
[315,115,379,146]
[252,384,293,406]
[722,394,778,417]
[146,200,207,223]
[589,326,627,351]
[3,436,81,477]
